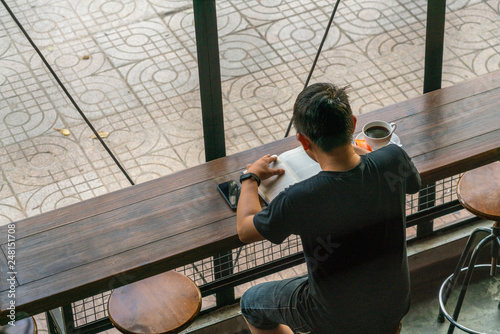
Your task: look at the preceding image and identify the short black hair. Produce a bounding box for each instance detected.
[292,83,354,152]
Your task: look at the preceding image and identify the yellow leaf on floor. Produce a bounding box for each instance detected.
[54,128,70,136]
[90,131,110,139]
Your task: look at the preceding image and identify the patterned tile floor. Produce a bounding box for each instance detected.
[1,0,499,333]
[1,0,499,225]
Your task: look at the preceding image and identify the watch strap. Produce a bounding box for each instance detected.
[240,172,261,186]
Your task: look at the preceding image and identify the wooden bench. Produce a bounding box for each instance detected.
[1,70,499,325]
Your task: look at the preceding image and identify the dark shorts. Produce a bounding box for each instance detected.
[240,276,313,333]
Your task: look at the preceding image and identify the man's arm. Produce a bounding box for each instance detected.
[236,155,285,243]
[405,158,421,194]
[397,146,421,194]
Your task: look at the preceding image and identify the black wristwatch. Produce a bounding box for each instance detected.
[240,172,261,186]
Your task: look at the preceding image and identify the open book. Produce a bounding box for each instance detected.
[258,146,322,203]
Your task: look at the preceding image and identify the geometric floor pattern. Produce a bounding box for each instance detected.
[1,0,499,225]
[1,0,500,333]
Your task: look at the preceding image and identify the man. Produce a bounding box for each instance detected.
[236,83,421,334]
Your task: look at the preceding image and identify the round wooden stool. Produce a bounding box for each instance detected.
[437,162,500,333]
[0,317,37,334]
[108,271,202,334]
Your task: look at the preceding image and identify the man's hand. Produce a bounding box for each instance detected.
[237,154,284,244]
[246,154,285,181]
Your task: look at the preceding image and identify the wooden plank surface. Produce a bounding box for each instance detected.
[0,71,499,322]
[0,216,240,319]
[10,178,235,285]
[0,249,18,293]
[0,138,301,320]
[7,137,300,240]
[354,70,500,184]
[412,129,500,183]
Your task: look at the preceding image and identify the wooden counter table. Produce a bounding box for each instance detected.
[1,70,500,325]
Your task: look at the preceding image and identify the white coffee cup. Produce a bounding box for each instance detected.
[362,120,397,151]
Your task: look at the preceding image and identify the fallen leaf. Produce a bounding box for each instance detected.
[80,55,90,60]
[54,128,70,136]
[47,46,53,52]
[90,131,110,139]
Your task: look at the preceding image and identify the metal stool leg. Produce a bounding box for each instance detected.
[490,222,500,276]
[491,226,500,311]
[437,227,491,323]
[446,234,497,334]
[495,223,500,312]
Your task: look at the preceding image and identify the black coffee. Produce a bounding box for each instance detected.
[365,126,390,138]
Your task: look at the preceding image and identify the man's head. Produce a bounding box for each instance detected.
[293,83,354,152]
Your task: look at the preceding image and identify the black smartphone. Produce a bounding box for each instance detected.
[217,180,240,210]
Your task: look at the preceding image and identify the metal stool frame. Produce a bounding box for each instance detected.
[437,224,500,334]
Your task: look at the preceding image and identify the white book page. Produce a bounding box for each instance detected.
[258,156,297,203]
[278,146,321,180]
[258,146,321,202]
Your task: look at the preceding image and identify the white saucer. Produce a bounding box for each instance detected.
[355,132,402,149]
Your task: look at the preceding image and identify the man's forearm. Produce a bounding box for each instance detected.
[235,154,284,243]
[236,179,264,243]
[238,180,261,217]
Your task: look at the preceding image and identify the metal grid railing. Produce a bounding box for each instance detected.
[406,174,462,216]
[178,236,303,287]
[72,291,111,328]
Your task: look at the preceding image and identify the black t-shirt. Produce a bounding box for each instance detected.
[254,144,421,333]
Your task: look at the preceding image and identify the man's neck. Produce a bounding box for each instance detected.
[314,144,361,172]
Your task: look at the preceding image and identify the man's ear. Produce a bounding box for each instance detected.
[352,115,357,133]
[297,133,312,151]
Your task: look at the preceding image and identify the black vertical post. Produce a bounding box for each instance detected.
[193,0,226,162]
[423,0,446,93]
[46,311,58,334]
[417,185,436,237]
[193,0,234,307]
[418,0,446,238]
[213,252,235,306]
[62,305,75,333]
[46,305,75,334]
